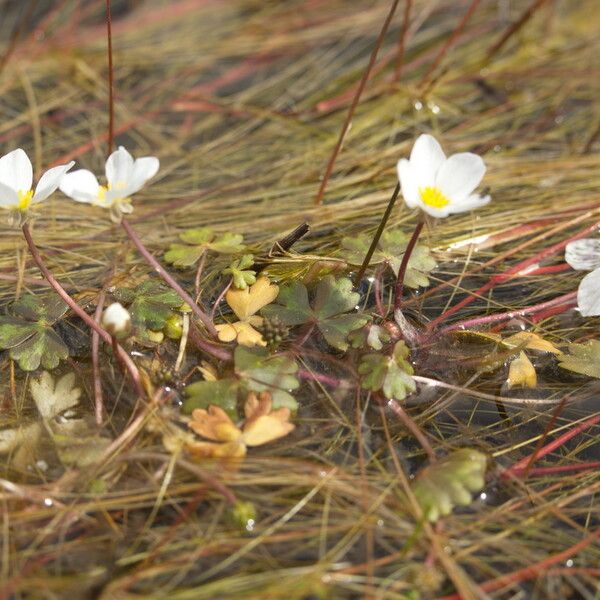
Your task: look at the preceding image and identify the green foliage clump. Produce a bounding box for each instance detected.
[341,229,436,288]
[0,294,69,371]
[165,227,245,267]
[223,254,257,289]
[558,340,600,378]
[411,449,487,522]
[358,341,415,400]
[262,276,369,351]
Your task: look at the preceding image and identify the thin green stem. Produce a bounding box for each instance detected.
[353,182,400,287]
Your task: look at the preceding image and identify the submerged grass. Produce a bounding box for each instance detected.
[0,0,599,598]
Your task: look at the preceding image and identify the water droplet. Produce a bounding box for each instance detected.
[43,498,53,507]
[430,104,441,115]
[565,559,574,568]
[480,492,487,501]
[245,519,255,532]
[414,100,423,111]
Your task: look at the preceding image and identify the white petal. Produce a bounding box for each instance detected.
[59,169,101,204]
[447,193,491,215]
[32,161,75,203]
[577,268,600,316]
[408,134,446,189]
[0,181,19,207]
[105,146,134,187]
[0,148,33,192]
[565,239,600,271]
[126,157,159,194]
[436,152,486,202]
[417,201,451,219]
[397,159,420,208]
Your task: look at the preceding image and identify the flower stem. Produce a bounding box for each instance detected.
[313,0,401,206]
[436,291,577,336]
[394,219,424,311]
[353,182,400,287]
[120,218,217,337]
[21,222,144,399]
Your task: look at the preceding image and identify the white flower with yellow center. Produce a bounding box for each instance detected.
[59,146,159,222]
[0,148,74,214]
[397,134,490,218]
[565,238,600,317]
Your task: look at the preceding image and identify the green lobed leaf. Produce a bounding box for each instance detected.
[411,448,488,522]
[340,229,436,289]
[223,254,257,290]
[9,328,69,371]
[166,227,246,267]
[183,379,240,417]
[557,340,600,378]
[234,346,299,410]
[358,341,415,400]
[262,276,368,350]
[115,280,183,331]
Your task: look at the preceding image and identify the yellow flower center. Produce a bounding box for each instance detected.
[17,190,34,210]
[98,185,108,201]
[419,186,450,209]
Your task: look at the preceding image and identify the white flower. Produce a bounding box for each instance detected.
[397,134,490,218]
[0,148,74,212]
[101,302,131,336]
[565,238,600,317]
[59,146,159,222]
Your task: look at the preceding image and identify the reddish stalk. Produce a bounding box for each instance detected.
[21,223,144,399]
[393,0,412,82]
[386,397,436,462]
[426,218,599,331]
[373,263,387,318]
[419,0,481,91]
[120,218,217,337]
[313,0,401,206]
[514,461,600,478]
[106,0,115,153]
[92,290,106,426]
[438,528,600,600]
[394,220,424,311]
[436,291,577,336]
[504,411,600,478]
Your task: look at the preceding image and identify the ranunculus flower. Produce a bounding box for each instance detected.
[565,238,600,316]
[0,148,74,214]
[397,134,490,218]
[59,146,159,222]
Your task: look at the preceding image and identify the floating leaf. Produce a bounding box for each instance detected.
[234,346,299,410]
[183,379,240,416]
[223,254,257,290]
[358,341,416,400]
[558,340,600,378]
[30,371,81,420]
[412,449,487,522]
[165,227,245,267]
[341,229,436,288]
[216,276,279,347]
[186,392,294,460]
[0,294,69,371]
[502,331,561,355]
[114,280,183,331]
[262,276,369,351]
[507,351,537,388]
[349,324,391,350]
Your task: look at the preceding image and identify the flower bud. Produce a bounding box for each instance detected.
[102,302,131,337]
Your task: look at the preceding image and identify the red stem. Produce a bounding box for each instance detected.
[394,220,424,311]
[120,218,217,338]
[21,223,144,399]
[426,219,600,331]
[504,412,600,478]
[437,528,600,600]
[436,291,577,336]
[393,0,412,82]
[313,0,401,205]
